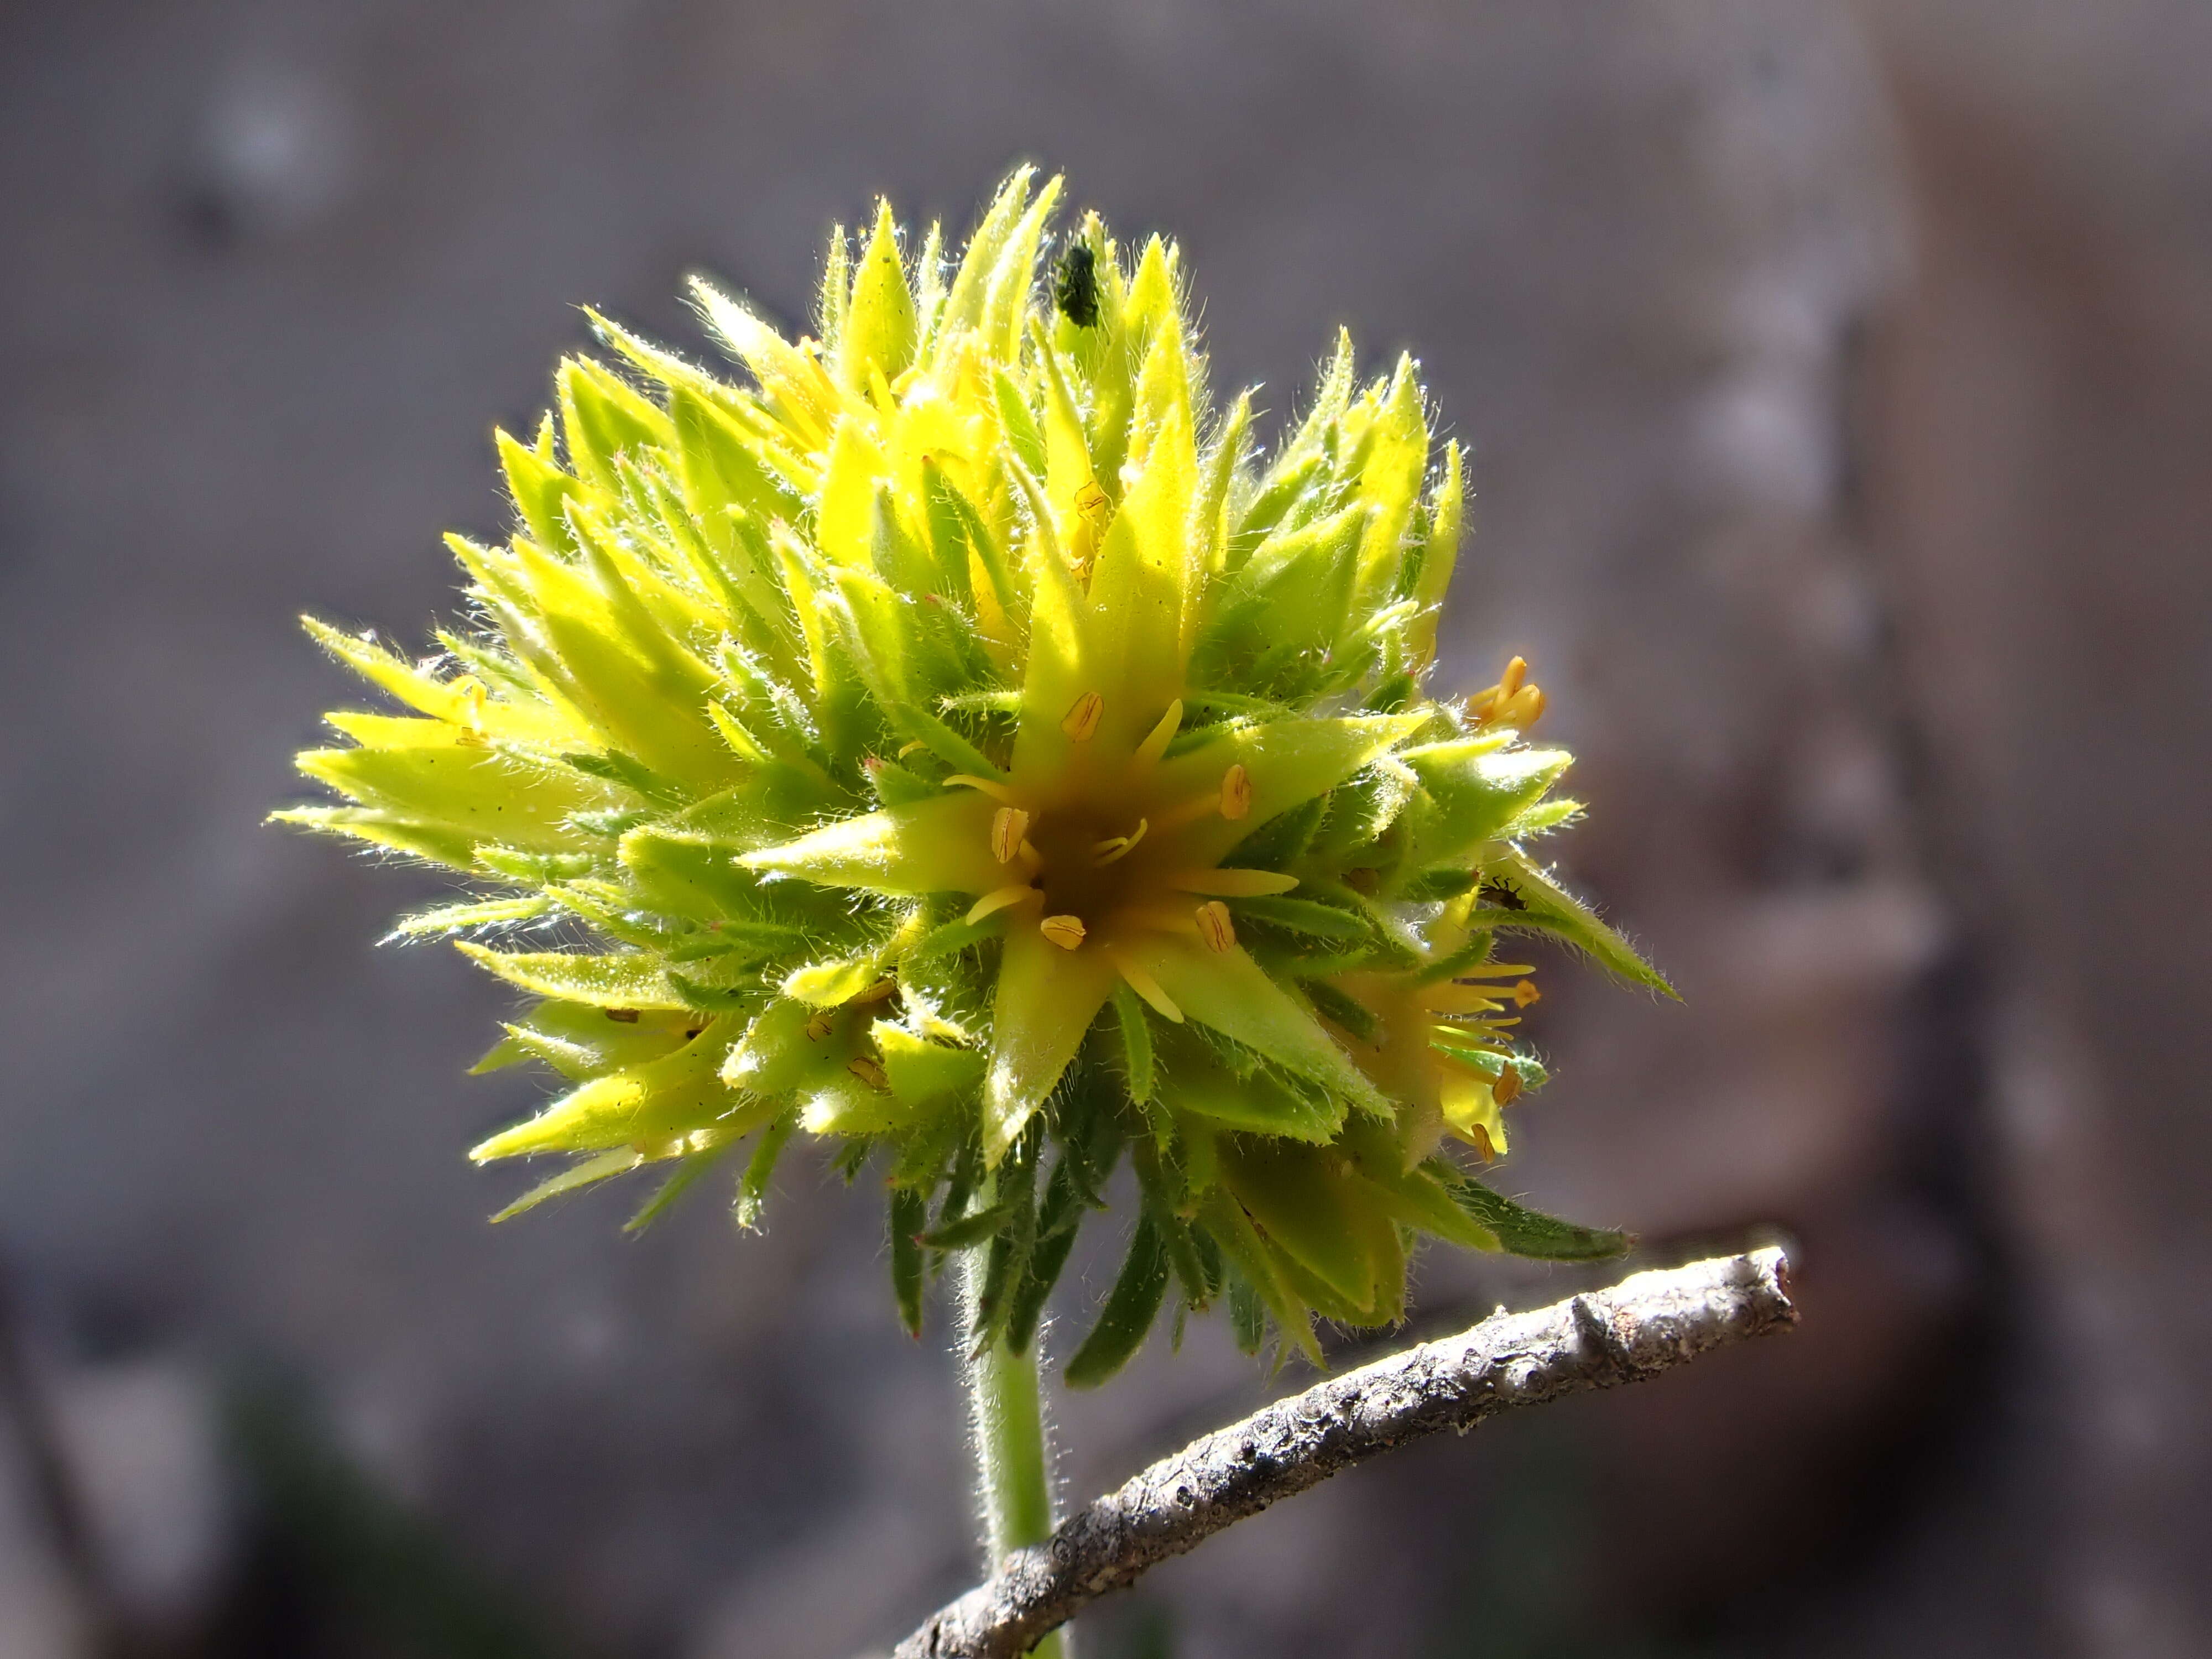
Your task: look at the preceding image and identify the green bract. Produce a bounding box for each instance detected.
[278,170,1670,1371]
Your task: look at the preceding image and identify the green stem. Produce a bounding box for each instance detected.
[961,1249,1070,1659]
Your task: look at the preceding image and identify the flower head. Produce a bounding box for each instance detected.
[277,170,1669,1372]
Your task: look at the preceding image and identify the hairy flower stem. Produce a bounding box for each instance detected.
[961,1251,1069,1659]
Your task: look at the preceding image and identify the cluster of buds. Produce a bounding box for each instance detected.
[279,171,1668,1373]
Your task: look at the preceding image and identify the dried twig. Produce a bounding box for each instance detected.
[894,1248,1795,1659]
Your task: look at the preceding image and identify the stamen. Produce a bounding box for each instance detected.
[1040,914,1088,950]
[1194,900,1235,953]
[804,1010,835,1042]
[1499,655,1527,698]
[1062,691,1104,742]
[847,1055,889,1091]
[1467,1124,1497,1162]
[1493,1067,1522,1105]
[1091,818,1149,866]
[946,773,1018,805]
[1220,763,1252,821]
[852,978,899,1006]
[1170,867,1298,898]
[1150,790,1226,832]
[1425,984,1506,1015]
[1074,480,1113,528]
[964,884,1038,925]
[1115,957,1185,1022]
[1133,701,1183,769]
[1512,979,1542,1008]
[991,807,1032,864]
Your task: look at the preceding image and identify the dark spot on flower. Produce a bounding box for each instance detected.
[1055,243,1100,327]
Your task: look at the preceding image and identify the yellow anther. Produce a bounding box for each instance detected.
[1467,1123,1498,1162]
[804,1010,835,1042]
[1062,691,1104,742]
[1194,900,1235,954]
[965,884,1037,926]
[1220,763,1252,821]
[852,978,899,1005]
[1040,914,1088,951]
[1074,479,1113,526]
[991,806,1032,864]
[1493,1066,1522,1106]
[1091,818,1149,866]
[847,1055,889,1091]
[1512,979,1542,1008]
[1472,654,1545,729]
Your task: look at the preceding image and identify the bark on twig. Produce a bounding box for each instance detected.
[894,1248,1795,1659]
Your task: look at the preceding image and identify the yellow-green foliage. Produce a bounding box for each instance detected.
[278,171,1668,1373]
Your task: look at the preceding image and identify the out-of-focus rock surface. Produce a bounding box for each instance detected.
[0,2,2203,1656]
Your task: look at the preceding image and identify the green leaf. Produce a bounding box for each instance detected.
[1487,851,1674,995]
[489,1150,641,1223]
[890,1185,927,1335]
[471,1027,755,1160]
[623,1145,732,1232]
[1302,980,1380,1046]
[1133,935,1381,1121]
[1112,984,1155,1105]
[1227,1275,1266,1355]
[456,945,686,1010]
[993,370,1047,482]
[557,357,670,493]
[740,791,1003,897]
[484,1000,694,1080]
[734,1117,796,1231]
[1230,889,1363,942]
[1405,441,1464,667]
[385,895,550,940]
[1218,1140,1387,1315]
[1352,356,1428,608]
[496,425,583,558]
[1064,1213,1170,1387]
[922,1198,1019,1250]
[1398,744,1571,874]
[875,1023,985,1112]
[1151,1025,1339,1141]
[839,201,916,392]
[1441,1171,1631,1262]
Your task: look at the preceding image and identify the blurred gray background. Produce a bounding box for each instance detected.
[3,2,2208,1655]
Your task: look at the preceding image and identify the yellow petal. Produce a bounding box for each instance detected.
[1168,867,1299,898]
[739,792,999,895]
[984,926,1115,1162]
